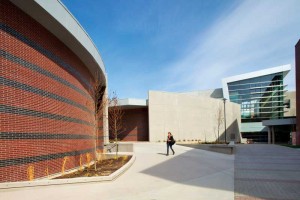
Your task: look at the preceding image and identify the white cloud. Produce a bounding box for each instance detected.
[163,0,300,92]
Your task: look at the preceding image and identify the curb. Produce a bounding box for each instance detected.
[0,154,136,189]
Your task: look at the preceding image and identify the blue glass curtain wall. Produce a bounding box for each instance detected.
[228,73,285,122]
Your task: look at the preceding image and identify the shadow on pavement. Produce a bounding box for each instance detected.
[142,144,300,200]
[141,146,234,193]
[157,153,167,156]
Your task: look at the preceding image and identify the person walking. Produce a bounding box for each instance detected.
[166,132,175,156]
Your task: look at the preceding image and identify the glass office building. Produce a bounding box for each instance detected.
[222,65,291,142]
[228,73,285,122]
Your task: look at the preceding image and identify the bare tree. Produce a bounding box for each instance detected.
[216,103,224,143]
[93,73,107,171]
[108,92,124,157]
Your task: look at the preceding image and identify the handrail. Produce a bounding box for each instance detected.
[104,143,117,152]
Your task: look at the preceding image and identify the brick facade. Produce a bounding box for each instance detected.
[0,1,104,182]
[110,108,149,141]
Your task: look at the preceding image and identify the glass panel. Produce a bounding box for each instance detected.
[227,72,285,121]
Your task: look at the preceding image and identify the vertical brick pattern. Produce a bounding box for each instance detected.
[0,1,104,182]
[115,108,149,141]
[296,40,300,145]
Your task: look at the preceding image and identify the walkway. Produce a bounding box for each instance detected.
[0,143,234,200]
[235,144,300,200]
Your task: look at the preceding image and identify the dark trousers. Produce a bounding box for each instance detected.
[167,142,174,155]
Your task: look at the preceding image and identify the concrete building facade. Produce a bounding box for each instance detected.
[115,91,241,143]
[117,65,295,145]
[222,65,293,143]
[148,91,241,143]
[0,0,107,183]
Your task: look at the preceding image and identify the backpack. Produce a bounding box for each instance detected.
[171,138,176,145]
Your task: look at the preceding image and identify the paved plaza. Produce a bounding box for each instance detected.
[0,143,234,200]
[235,144,300,200]
[1,143,300,200]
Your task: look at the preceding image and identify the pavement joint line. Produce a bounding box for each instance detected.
[235,178,300,184]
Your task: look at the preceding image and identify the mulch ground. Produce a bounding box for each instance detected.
[55,155,132,179]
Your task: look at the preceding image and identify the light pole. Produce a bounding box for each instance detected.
[223,98,227,143]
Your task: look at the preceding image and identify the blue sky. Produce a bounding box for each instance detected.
[62,0,300,99]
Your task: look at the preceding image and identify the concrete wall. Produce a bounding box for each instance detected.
[284,91,296,117]
[148,91,241,143]
[181,88,223,99]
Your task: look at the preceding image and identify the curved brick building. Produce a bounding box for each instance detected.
[0,0,107,183]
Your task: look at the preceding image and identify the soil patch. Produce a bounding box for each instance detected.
[55,155,132,179]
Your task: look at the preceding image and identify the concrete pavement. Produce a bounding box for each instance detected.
[0,143,234,200]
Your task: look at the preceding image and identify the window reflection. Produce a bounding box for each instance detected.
[228,73,285,122]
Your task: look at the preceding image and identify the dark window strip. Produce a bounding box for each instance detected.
[0,132,93,140]
[0,50,92,100]
[0,146,103,168]
[0,132,104,141]
[0,105,93,126]
[0,76,93,114]
[0,23,93,91]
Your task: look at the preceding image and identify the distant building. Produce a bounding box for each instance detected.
[117,65,296,145]
[115,91,241,143]
[222,65,294,143]
[148,91,241,143]
[223,65,290,120]
[111,99,149,141]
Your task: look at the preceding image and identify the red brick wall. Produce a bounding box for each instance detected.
[0,1,104,182]
[296,40,300,145]
[110,108,149,141]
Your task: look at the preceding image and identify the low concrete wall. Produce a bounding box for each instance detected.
[178,143,235,155]
[209,145,235,155]
[104,143,134,153]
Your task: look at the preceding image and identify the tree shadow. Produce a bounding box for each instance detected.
[215,119,241,143]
